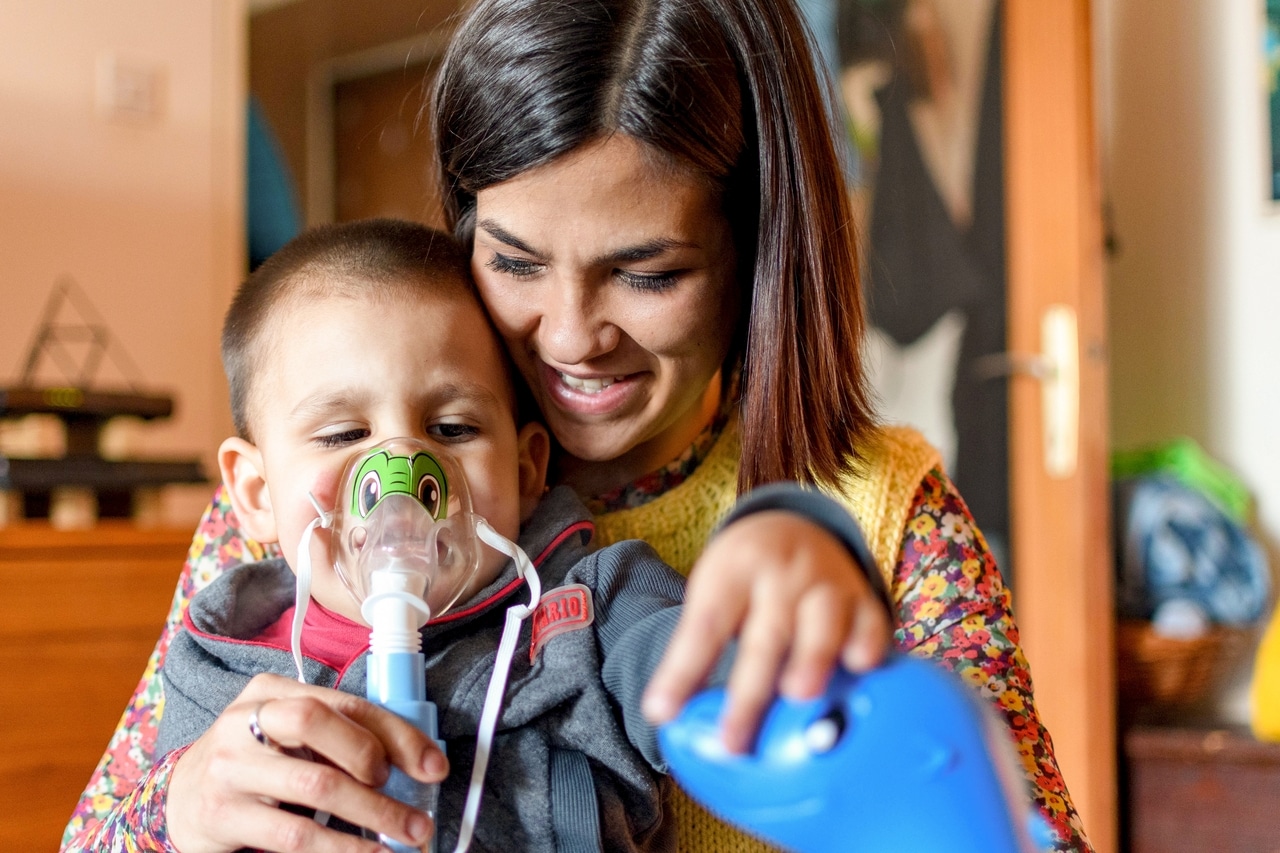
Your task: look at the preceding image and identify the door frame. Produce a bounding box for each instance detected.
[1004,2,1115,851]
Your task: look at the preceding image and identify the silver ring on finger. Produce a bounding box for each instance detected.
[247,701,282,752]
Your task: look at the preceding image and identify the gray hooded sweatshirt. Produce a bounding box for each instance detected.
[159,486,684,852]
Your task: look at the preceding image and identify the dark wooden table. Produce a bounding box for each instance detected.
[1124,724,1280,853]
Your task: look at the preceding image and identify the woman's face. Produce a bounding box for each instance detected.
[471,135,738,489]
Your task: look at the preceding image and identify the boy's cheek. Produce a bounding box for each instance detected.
[309,467,344,511]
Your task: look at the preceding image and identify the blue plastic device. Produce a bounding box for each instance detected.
[658,656,1054,853]
[367,651,442,853]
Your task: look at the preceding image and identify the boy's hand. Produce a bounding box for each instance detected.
[167,673,447,853]
[642,511,891,754]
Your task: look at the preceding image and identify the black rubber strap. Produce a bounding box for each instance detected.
[715,483,891,612]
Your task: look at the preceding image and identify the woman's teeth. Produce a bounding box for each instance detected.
[558,372,622,394]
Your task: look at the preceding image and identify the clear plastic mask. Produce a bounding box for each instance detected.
[329,438,482,631]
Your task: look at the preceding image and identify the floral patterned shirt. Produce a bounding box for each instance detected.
[61,470,1090,852]
[893,470,1089,849]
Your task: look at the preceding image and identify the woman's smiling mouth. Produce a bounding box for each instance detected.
[556,371,627,394]
[539,363,642,416]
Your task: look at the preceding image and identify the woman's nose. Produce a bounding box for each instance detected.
[536,282,621,365]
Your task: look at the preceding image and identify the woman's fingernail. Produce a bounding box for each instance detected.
[407,811,433,842]
[422,750,447,776]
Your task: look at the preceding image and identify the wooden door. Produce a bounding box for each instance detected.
[332,59,443,226]
[1004,2,1114,851]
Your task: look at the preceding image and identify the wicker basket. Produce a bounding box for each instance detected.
[1116,619,1250,707]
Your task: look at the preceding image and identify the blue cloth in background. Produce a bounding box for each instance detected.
[1115,475,1270,626]
[795,0,862,185]
[247,96,302,269]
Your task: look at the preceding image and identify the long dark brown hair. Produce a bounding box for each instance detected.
[432,0,875,492]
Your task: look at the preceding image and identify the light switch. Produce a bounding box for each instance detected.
[96,54,166,121]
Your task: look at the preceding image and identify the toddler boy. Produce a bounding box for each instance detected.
[158,219,683,852]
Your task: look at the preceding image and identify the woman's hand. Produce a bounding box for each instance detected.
[642,510,892,753]
[166,673,447,853]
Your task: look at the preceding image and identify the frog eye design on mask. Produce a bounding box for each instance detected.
[357,469,382,517]
[409,452,449,520]
[350,449,451,519]
[417,473,443,518]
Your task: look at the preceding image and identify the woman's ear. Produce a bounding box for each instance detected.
[217,436,279,544]
[515,422,551,522]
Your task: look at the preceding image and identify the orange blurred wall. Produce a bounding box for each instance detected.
[0,0,246,526]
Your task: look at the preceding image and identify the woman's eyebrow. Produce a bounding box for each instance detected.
[477,219,696,264]
[600,238,695,264]
[477,219,540,255]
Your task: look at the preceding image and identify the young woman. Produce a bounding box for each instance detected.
[64,1,1091,851]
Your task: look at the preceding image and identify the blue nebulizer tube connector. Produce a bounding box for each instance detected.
[362,562,443,853]
[367,650,441,853]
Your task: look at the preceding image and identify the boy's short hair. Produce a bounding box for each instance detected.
[222,218,474,441]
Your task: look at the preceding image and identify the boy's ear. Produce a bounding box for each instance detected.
[516,422,551,522]
[217,436,279,544]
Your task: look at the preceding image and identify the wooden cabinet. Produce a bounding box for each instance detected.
[1124,725,1280,853]
[0,522,190,851]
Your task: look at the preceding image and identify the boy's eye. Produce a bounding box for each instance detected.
[430,422,479,442]
[318,428,370,448]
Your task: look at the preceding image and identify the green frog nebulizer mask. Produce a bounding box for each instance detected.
[292,437,541,853]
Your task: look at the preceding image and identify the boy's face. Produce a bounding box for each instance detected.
[220,280,548,624]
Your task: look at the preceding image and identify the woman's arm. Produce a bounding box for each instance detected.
[62,748,187,852]
[890,468,1091,852]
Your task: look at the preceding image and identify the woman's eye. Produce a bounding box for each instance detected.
[617,269,680,292]
[429,422,479,442]
[318,428,370,448]
[486,252,541,278]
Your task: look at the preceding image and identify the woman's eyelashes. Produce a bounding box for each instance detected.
[616,269,680,292]
[486,251,682,292]
[485,252,540,278]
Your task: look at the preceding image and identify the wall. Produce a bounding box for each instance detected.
[0,1,246,525]
[1099,0,1280,721]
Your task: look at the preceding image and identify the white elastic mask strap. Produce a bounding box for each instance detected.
[291,494,334,684]
[453,519,541,853]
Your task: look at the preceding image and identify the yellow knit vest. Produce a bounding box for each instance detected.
[594,417,941,852]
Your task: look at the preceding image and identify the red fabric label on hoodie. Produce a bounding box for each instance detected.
[530,584,594,663]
